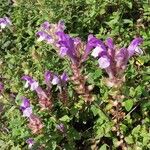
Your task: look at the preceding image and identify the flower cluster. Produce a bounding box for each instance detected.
[90,37,143,87]
[20,97,43,134]
[36,21,97,102]
[22,71,68,109]
[0,17,11,29]
[36,21,93,65]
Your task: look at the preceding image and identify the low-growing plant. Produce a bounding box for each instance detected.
[0,1,150,150]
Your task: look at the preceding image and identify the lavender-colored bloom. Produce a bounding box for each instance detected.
[59,47,68,57]
[22,75,47,99]
[26,138,35,149]
[20,97,30,110]
[82,34,106,61]
[40,21,51,30]
[56,123,65,132]
[0,82,4,93]
[30,81,39,91]
[46,34,54,44]
[22,75,38,91]
[20,98,32,118]
[105,38,114,49]
[56,31,78,63]
[115,48,128,69]
[0,17,11,29]
[23,107,32,118]
[91,45,105,58]
[57,20,66,31]
[51,75,60,85]
[98,55,110,69]
[127,37,143,57]
[61,72,68,83]
[44,71,53,87]
[36,31,49,42]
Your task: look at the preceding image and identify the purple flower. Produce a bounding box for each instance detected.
[98,55,110,69]
[91,45,105,58]
[51,75,60,85]
[40,21,51,30]
[36,31,53,43]
[82,34,106,61]
[22,75,47,99]
[56,123,65,132]
[20,97,30,110]
[22,75,38,91]
[0,82,4,93]
[56,31,78,63]
[44,71,53,87]
[20,98,32,118]
[22,107,32,118]
[57,20,66,31]
[61,72,68,83]
[0,17,11,29]
[26,138,35,149]
[127,37,143,57]
[90,37,143,80]
[115,48,128,69]
[105,38,114,49]
[44,71,68,88]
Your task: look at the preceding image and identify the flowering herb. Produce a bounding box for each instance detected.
[36,21,95,102]
[20,97,44,134]
[90,37,143,87]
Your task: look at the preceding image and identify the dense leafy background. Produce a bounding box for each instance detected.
[0,0,150,149]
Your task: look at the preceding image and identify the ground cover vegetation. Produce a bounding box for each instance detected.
[0,0,150,149]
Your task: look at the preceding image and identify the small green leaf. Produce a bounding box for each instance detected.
[125,135,134,144]
[99,144,107,150]
[124,99,134,111]
[59,115,71,122]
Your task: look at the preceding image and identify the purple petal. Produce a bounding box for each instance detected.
[59,47,68,57]
[41,21,51,30]
[98,55,110,69]
[22,75,38,91]
[91,46,105,58]
[26,138,35,148]
[45,71,52,83]
[0,82,4,93]
[36,31,48,42]
[0,17,11,28]
[57,20,66,31]
[4,17,11,25]
[105,38,114,49]
[56,123,65,132]
[82,34,106,61]
[51,75,60,85]
[61,72,68,82]
[127,37,143,57]
[45,35,54,44]
[23,107,32,118]
[115,48,128,69]
[20,97,30,110]
[30,81,39,91]
[56,32,77,63]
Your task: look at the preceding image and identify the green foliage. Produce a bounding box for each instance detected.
[0,0,150,149]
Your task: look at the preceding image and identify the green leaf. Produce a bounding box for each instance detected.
[99,144,107,150]
[59,115,71,122]
[125,135,134,144]
[124,99,134,111]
